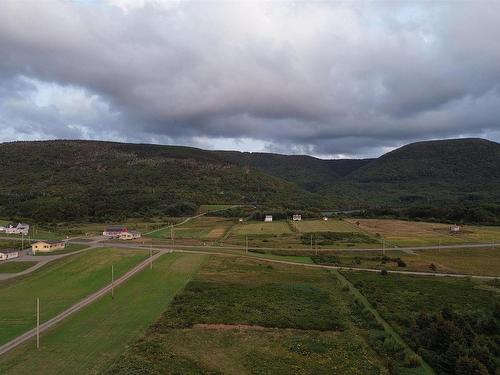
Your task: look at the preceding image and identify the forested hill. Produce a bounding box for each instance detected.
[0,140,330,221]
[1,138,499,222]
[328,138,500,207]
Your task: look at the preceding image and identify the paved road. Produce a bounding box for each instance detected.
[0,249,168,356]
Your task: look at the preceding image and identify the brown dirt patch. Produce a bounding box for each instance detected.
[206,227,226,240]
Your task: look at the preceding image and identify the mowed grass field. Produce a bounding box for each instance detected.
[232,220,292,236]
[0,248,148,346]
[0,253,208,375]
[347,218,500,246]
[0,261,37,274]
[106,256,394,374]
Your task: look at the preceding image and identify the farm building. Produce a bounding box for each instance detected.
[31,240,65,254]
[0,249,19,261]
[264,215,273,222]
[103,226,128,238]
[4,223,29,235]
[118,231,142,240]
[323,217,329,221]
[292,215,302,221]
[450,224,461,233]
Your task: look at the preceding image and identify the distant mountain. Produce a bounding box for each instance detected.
[0,138,499,221]
[329,138,500,207]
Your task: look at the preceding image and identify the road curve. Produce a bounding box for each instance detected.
[0,250,168,357]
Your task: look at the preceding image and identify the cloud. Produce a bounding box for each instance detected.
[0,0,499,158]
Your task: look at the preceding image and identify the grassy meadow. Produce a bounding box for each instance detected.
[0,253,208,375]
[0,248,148,346]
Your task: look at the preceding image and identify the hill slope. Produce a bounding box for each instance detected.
[0,140,328,221]
[329,138,500,206]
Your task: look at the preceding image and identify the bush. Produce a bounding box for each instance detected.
[403,352,421,368]
[380,269,388,276]
[396,259,407,267]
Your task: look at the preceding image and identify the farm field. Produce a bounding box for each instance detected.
[403,247,500,276]
[0,261,36,274]
[106,256,425,374]
[232,220,293,236]
[0,248,148,346]
[147,216,235,243]
[347,218,500,246]
[0,253,208,375]
[294,218,361,233]
[343,271,500,374]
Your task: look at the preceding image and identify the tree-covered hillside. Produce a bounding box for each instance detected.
[327,138,500,207]
[0,141,328,222]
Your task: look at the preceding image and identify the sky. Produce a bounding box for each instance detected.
[0,0,499,158]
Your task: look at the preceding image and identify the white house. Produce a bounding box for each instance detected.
[0,249,19,261]
[323,217,329,221]
[450,224,461,233]
[118,231,142,240]
[5,223,29,235]
[292,215,302,221]
[0,226,5,232]
[103,226,129,238]
[264,215,273,222]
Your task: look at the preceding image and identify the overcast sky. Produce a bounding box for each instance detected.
[1,0,499,158]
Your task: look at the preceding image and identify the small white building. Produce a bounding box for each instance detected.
[118,231,142,240]
[0,249,19,261]
[0,226,5,232]
[450,224,461,233]
[323,217,329,221]
[292,214,302,221]
[264,215,273,222]
[238,218,244,223]
[5,223,29,235]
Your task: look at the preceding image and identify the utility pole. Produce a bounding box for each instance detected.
[111,264,114,299]
[438,240,441,252]
[171,225,174,250]
[36,298,40,349]
[310,234,313,250]
[245,236,248,254]
[382,239,385,256]
[150,244,153,270]
[315,238,318,256]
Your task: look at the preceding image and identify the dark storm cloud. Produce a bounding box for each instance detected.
[0,0,499,157]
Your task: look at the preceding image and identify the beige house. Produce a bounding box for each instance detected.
[31,240,65,254]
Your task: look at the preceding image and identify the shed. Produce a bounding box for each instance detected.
[264,215,273,222]
[0,249,20,261]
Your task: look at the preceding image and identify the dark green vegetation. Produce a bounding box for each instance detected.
[0,253,208,375]
[0,261,36,273]
[2,138,500,223]
[0,247,148,346]
[344,272,500,375]
[106,256,392,374]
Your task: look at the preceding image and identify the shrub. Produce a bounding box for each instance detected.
[396,259,407,267]
[380,269,388,276]
[403,352,421,368]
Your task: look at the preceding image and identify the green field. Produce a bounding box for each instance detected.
[0,261,36,274]
[343,271,500,374]
[106,256,421,374]
[232,221,292,236]
[0,248,148,346]
[0,253,208,375]
[147,217,235,243]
